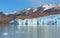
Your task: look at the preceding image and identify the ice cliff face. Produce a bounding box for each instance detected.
[10,14,60,26]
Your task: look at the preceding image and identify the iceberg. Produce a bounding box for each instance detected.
[10,14,60,26]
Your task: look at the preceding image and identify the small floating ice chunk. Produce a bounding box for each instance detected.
[3,33,8,35]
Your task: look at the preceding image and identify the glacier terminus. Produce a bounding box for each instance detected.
[10,14,60,26]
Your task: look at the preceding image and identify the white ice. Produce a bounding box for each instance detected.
[10,14,60,26]
[3,33,8,35]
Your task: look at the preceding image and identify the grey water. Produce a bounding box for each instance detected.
[0,25,60,38]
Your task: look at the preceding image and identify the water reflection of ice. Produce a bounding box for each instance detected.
[0,25,60,38]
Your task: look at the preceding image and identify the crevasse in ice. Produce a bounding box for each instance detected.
[10,14,60,25]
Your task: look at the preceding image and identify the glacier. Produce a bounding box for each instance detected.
[10,14,60,26]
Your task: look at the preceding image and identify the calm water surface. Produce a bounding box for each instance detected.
[0,25,60,38]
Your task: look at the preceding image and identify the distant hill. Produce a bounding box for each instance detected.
[0,4,60,24]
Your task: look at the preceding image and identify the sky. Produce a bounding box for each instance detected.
[0,0,60,13]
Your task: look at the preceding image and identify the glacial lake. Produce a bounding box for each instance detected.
[0,24,60,38]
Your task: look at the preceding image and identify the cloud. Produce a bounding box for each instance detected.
[29,0,59,7]
[29,0,51,7]
[29,0,42,7]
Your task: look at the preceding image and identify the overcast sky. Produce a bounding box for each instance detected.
[0,0,60,13]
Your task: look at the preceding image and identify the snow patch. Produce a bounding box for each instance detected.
[4,13,9,15]
[27,8,31,10]
[43,4,56,11]
[33,8,37,12]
